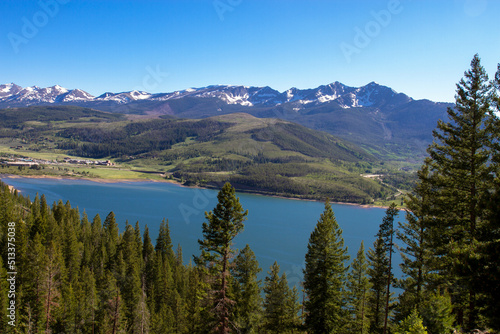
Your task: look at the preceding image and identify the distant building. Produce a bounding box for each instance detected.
[4,161,39,167]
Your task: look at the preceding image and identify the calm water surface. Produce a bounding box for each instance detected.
[2,177,400,285]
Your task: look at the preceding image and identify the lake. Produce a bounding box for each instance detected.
[1,176,401,286]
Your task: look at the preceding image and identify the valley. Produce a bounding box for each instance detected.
[0,105,415,206]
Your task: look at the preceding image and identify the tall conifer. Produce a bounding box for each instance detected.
[303,200,349,333]
[346,241,370,334]
[196,182,248,334]
[263,262,301,333]
[231,244,262,333]
[380,203,399,334]
[425,54,494,330]
[367,236,389,334]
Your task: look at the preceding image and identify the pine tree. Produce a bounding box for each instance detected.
[185,264,207,334]
[474,62,500,331]
[195,182,248,334]
[103,211,119,271]
[156,218,175,266]
[393,309,428,334]
[151,253,175,333]
[424,54,495,330]
[173,243,188,300]
[367,236,389,334]
[120,222,143,331]
[23,232,48,330]
[0,256,9,331]
[303,200,349,334]
[97,270,126,334]
[396,165,440,324]
[80,211,93,268]
[379,203,399,334]
[142,225,156,312]
[420,290,455,334]
[231,244,262,333]
[346,241,370,334]
[42,241,65,333]
[62,216,81,284]
[75,266,99,334]
[263,262,301,333]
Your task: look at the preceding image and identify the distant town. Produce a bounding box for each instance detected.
[0,156,114,168]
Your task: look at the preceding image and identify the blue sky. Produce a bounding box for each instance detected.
[1,0,499,102]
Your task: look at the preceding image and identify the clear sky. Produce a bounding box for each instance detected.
[1,0,499,102]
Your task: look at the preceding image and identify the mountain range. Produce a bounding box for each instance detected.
[0,81,453,160]
[0,81,414,109]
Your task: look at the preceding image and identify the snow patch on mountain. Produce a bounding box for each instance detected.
[60,89,95,102]
[0,83,23,99]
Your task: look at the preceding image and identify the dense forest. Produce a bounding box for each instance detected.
[0,54,499,333]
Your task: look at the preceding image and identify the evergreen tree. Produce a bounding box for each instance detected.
[120,222,143,331]
[380,203,399,334]
[156,218,175,266]
[98,270,127,334]
[23,232,47,330]
[396,165,440,324]
[103,211,119,271]
[0,256,9,331]
[231,244,262,333]
[195,182,248,334]
[367,236,389,334]
[185,264,208,334]
[173,243,188,299]
[478,62,500,331]
[142,225,156,312]
[62,216,81,284]
[425,54,495,330]
[420,290,455,334]
[76,266,99,334]
[346,241,370,334]
[303,200,349,334]
[151,253,175,333]
[41,241,65,333]
[263,262,301,334]
[80,211,93,268]
[393,309,428,334]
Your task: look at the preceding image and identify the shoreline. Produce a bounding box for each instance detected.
[0,173,391,210]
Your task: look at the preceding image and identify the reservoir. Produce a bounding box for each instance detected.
[1,176,399,286]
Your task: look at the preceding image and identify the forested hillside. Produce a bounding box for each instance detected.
[0,109,401,204]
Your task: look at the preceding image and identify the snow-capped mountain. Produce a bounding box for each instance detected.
[96,90,151,103]
[15,85,70,103]
[59,89,95,102]
[0,83,23,99]
[0,81,414,110]
[0,81,452,160]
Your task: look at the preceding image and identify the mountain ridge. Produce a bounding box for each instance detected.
[0,81,424,109]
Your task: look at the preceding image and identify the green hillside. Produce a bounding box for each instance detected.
[0,106,407,204]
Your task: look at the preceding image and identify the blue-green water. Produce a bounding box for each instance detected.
[2,177,400,286]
